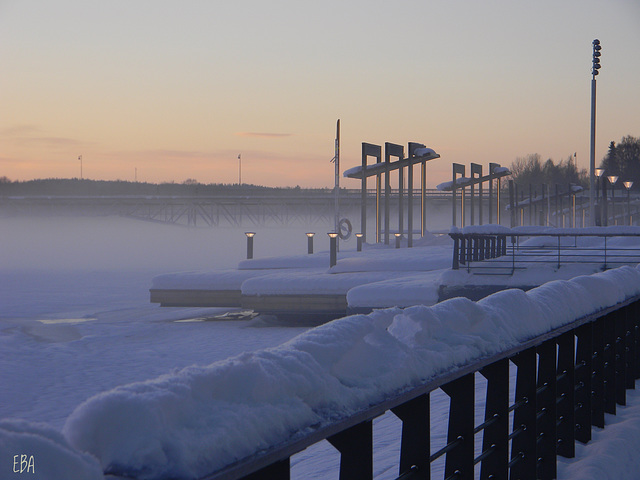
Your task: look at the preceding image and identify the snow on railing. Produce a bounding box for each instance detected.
[55,265,640,480]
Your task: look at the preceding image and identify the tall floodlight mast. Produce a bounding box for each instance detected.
[589,39,602,225]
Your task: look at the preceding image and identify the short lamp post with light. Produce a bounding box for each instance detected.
[306,232,315,254]
[355,233,364,252]
[245,232,256,259]
[328,232,339,267]
[624,181,634,225]
[394,233,402,249]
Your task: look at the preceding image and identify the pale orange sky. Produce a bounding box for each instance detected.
[1,0,639,188]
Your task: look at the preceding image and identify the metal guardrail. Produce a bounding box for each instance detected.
[449,228,640,274]
[183,292,640,480]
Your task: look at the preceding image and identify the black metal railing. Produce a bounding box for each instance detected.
[449,228,640,274]
[194,292,640,480]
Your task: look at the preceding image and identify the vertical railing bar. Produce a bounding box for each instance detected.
[575,322,593,444]
[592,316,606,428]
[536,340,557,480]
[510,348,537,479]
[479,359,509,480]
[556,332,576,458]
[441,374,475,480]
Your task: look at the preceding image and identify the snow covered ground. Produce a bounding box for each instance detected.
[3,216,640,480]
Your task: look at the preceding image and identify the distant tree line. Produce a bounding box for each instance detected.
[509,135,640,190]
[509,153,588,189]
[599,136,640,188]
[0,178,334,197]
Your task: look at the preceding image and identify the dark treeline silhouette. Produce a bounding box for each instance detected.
[599,135,640,189]
[509,135,640,190]
[0,178,333,197]
[509,153,588,189]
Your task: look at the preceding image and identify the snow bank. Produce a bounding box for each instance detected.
[62,266,640,479]
[241,270,409,295]
[558,388,640,480]
[0,419,103,480]
[151,269,276,290]
[347,270,444,308]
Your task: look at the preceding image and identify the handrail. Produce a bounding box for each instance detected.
[449,227,640,273]
[192,291,640,480]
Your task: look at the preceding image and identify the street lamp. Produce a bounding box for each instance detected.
[245,232,256,259]
[624,181,634,225]
[394,233,402,249]
[306,232,315,254]
[589,39,602,225]
[608,175,618,225]
[355,233,364,252]
[595,168,605,225]
[595,168,604,197]
[328,232,339,267]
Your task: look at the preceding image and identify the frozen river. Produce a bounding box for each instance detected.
[3,216,640,479]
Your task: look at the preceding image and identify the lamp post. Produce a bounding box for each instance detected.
[589,39,602,225]
[608,175,618,225]
[306,232,315,254]
[395,233,402,249]
[595,168,604,226]
[328,232,338,267]
[245,232,255,259]
[624,181,634,225]
[355,233,364,252]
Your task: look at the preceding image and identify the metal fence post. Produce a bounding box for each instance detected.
[556,332,576,458]
[479,360,509,480]
[391,394,430,479]
[536,340,557,480]
[575,323,593,444]
[327,420,373,480]
[510,348,537,478]
[614,308,627,406]
[603,312,617,415]
[592,316,606,428]
[441,374,475,480]
[242,459,290,480]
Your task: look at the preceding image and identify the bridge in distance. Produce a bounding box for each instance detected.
[1,189,460,228]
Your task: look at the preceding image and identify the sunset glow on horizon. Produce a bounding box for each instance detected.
[1,0,639,188]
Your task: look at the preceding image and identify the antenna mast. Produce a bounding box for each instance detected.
[334,120,340,235]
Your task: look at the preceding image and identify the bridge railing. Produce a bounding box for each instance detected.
[192,291,640,480]
[449,227,640,274]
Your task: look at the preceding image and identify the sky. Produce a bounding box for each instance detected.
[1,0,639,188]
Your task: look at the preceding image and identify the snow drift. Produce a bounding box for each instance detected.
[57,265,640,479]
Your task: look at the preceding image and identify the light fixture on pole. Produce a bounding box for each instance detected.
[78,155,83,179]
[589,39,602,225]
[328,232,339,267]
[624,181,634,225]
[355,233,364,252]
[306,232,315,254]
[595,168,605,225]
[245,232,255,259]
[608,175,618,224]
[394,233,402,249]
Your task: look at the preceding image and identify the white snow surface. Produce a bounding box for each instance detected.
[5,217,640,479]
[62,266,640,479]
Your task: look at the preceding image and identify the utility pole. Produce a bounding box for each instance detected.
[589,39,602,225]
[78,155,82,179]
[238,154,242,185]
